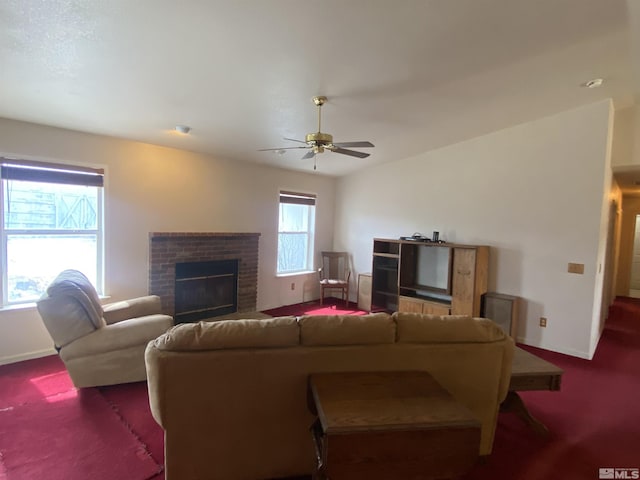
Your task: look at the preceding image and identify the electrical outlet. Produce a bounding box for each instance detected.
[290,282,295,291]
[539,317,547,328]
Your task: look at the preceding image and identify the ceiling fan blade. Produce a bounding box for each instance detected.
[258,146,309,151]
[331,147,370,159]
[301,150,315,160]
[283,137,308,144]
[332,141,375,148]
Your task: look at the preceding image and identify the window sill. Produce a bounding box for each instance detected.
[0,302,38,313]
[276,270,317,278]
[0,295,111,313]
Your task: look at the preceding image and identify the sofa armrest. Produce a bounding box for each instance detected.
[60,314,174,360]
[497,336,515,403]
[103,295,163,324]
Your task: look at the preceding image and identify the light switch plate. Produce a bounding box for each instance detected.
[568,263,584,274]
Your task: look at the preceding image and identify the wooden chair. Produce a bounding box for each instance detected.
[318,251,351,306]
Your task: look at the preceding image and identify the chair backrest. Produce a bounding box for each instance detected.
[319,252,350,281]
[36,270,105,348]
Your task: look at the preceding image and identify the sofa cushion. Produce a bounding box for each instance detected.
[299,313,394,346]
[393,312,506,343]
[153,316,299,351]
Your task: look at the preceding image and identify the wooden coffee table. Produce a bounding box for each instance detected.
[308,371,481,480]
[503,347,564,434]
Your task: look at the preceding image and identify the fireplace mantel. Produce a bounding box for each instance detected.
[148,232,260,318]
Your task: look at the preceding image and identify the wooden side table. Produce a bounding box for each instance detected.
[503,347,564,435]
[308,371,481,480]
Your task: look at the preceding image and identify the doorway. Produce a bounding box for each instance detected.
[630,215,640,298]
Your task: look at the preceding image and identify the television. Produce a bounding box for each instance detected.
[415,245,452,294]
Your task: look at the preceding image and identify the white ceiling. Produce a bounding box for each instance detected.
[1,0,639,178]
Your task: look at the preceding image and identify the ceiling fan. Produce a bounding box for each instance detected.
[259,96,374,170]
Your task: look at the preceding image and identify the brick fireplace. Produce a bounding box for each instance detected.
[149,232,260,319]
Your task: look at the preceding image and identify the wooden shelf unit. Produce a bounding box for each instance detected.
[371,239,400,312]
[371,238,488,316]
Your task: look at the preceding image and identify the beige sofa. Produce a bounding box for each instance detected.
[37,269,174,388]
[145,312,514,480]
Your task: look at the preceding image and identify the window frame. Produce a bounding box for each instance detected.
[0,159,105,306]
[277,191,316,275]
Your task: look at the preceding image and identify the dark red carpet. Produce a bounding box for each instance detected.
[262,298,367,317]
[0,359,162,480]
[98,382,165,467]
[464,296,640,480]
[1,297,639,479]
[0,355,73,409]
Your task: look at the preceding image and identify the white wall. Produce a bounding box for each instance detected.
[0,118,336,364]
[335,100,614,359]
[611,106,636,168]
[589,105,615,356]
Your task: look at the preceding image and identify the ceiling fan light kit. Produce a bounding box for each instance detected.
[259,96,375,170]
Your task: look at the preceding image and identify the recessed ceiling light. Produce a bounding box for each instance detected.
[582,78,604,89]
[175,125,191,134]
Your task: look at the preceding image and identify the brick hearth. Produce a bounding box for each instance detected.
[148,232,260,317]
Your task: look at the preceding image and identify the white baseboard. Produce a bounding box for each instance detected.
[0,348,57,366]
[515,337,592,360]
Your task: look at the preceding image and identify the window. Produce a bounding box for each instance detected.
[0,159,104,306]
[277,191,316,274]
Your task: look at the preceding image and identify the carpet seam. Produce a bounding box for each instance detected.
[96,388,164,479]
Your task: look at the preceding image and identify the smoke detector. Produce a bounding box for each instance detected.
[582,78,604,89]
[175,125,191,134]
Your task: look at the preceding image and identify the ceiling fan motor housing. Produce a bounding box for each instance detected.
[305,132,333,146]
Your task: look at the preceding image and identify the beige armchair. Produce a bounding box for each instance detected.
[36,269,173,388]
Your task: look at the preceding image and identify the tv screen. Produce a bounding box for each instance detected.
[415,245,451,293]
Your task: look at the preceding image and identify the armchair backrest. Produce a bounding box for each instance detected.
[319,251,350,281]
[36,270,105,348]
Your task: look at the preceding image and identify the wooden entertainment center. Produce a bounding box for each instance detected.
[371,238,488,316]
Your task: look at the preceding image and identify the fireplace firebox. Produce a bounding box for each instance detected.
[174,259,239,323]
